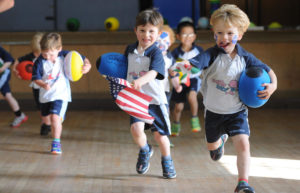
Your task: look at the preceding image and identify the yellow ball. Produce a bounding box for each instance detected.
[104,17,120,31]
[64,51,83,82]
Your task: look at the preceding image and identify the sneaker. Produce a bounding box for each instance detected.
[171,123,181,137]
[170,141,175,148]
[136,145,153,174]
[161,158,176,179]
[210,134,228,161]
[234,181,255,193]
[51,141,62,155]
[40,124,51,136]
[190,117,201,132]
[11,113,28,128]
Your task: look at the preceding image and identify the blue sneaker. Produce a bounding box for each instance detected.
[234,181,255,193]
[161,158,176,179]
[136,145,153,174]
[51,141,62,155]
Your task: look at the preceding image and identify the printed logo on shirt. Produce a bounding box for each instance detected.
[213,79,238,95]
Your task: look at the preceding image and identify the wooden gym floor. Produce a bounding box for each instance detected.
[0,108,299,193]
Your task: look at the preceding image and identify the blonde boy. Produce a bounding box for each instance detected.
[32,32,91,154]
[189,4,277,192]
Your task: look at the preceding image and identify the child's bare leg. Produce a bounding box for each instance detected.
[188,90,198,116]
[4,92,20,112]
[153,131,170,156]
[172,102,184,122]
[42,115,51,125]
[232,134,250,180]
[51,114,62,139]
[130,122,147,148]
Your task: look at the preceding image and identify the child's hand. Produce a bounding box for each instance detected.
[82,58,91,74]
[175,85,182,93]
[257,83,276,100]
[12,65,22,79]
[131,79,143,90]
[42,83,51,91]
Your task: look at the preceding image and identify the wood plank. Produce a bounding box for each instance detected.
[0,108,299,193]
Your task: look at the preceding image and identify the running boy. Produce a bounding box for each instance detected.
[0,46,28,127]
[170,21,204,136]
[124,9,176,178]
[32,32,91,154]
[188,4,277,192]
[13,32,51,136]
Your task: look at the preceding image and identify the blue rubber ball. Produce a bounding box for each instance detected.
[96,52,127,79]
[238,67,271,108]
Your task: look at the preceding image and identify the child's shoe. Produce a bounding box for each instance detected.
[11,113,28,128]
[51,141,62,155]
[234,181,255,193]
[136,145,153,174]
[161,158,176,179]
[210,134,228,161]
[171,123,181,136]
[190,117,201,132]
[40,124,51,136]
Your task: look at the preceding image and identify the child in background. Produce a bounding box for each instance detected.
[124,9,176,178]
[32,32,91,154]
[13,32,51,136]
[156,25,181,148]
[0,46,28,127]
[189,4,277,192]
[170,21,204,136]
[156,25,181,105]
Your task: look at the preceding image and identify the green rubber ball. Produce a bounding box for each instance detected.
[66,18,80,31]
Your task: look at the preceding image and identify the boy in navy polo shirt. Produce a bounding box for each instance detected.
[124,9,176,179]
[170,21,204,136]
[188,4,277,192]
[0,46,28,127]
[32,32,91,154]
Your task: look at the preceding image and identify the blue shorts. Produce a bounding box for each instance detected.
[32,88,41,110]
[40,100,68,120]
[171,77,201,103]
[130,104,171,136]
[205,109,250,143]
[0,71,11,96]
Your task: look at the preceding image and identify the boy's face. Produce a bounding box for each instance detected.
[135,23,161,50]
[41,48,62,63]
[213,20,243,55]
[177,26,196,47]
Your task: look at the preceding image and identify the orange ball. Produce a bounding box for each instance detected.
[17,61,34,80]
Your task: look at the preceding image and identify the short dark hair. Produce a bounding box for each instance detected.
[135,9,163,29]
[176,21,196,34]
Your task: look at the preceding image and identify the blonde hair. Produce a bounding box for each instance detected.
[40,32,62,51]
[162,25,175,44]
[210,4,250,34]
[30,32,44,53]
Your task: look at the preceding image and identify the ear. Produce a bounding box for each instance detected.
[176,33,180,40]
[238,33,243,41]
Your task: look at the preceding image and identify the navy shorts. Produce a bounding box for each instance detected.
[130,104,171,136]
[0,71,11,96]
[171,77,201,103]
[32,88,41,110]
[40,100,68,120]
[205,109,250,143]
